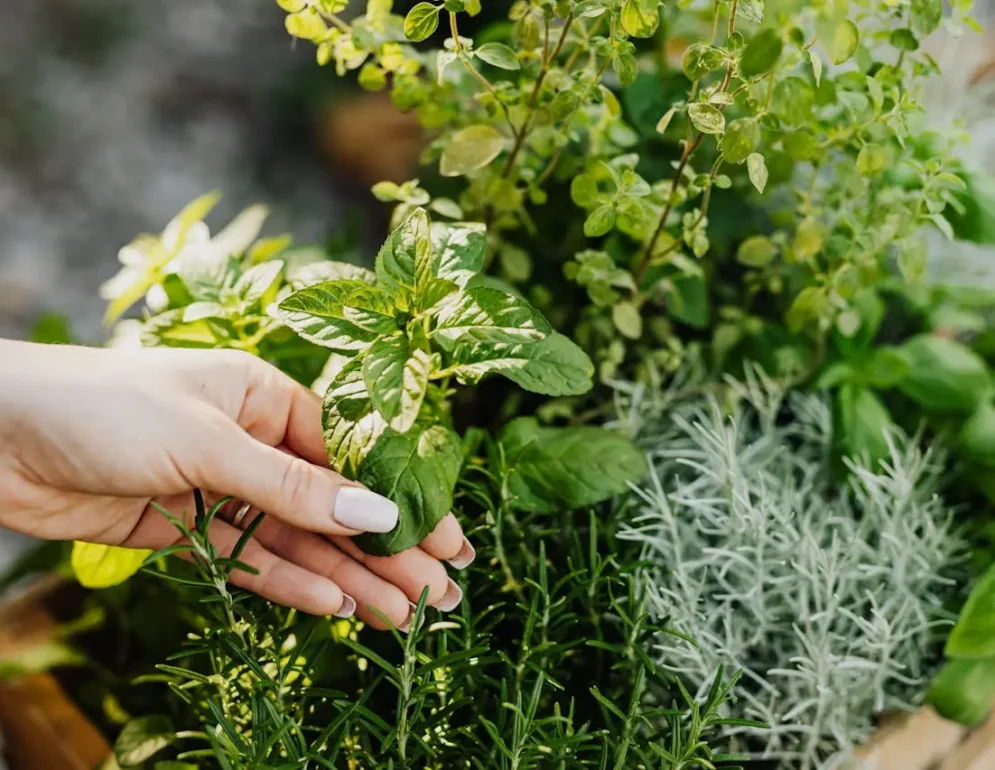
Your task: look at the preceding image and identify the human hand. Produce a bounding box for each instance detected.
[0,340,474,628]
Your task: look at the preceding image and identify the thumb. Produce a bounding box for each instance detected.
[198,425,398,536]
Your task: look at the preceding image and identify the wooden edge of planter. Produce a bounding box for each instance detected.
[0,576,111,770]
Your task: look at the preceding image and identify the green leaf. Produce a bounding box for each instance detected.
[928,658,995,726]
[612,301,642,339]
[960,402,995,468]
[431,221,487,286]
[619,0,659,37]
[809,49,823,85]
[279,281,398,353]
[355,425,463,556]
[771,76,814,126]
[655,106,677,134]
[584,205,616,237]
[831,20,859,64]
[404,2,440,41]
[722,118,759,164]
[114,716,176,767]
[475,42,520,70]
[687,103,725,135]
[72,542,153,589]
[571,174,599,207]
[739,28,783,78]
[737,0,764,23]
[896,335,991,413]
[746,153,768,193]
[682,44,725,80]
[376,208,434,294]
[440,125,506,177]
[322,358,389,476]
[737,234,777,267]
[287,259,376,290]
[865,347,910,389]
[947,563,995,659]
[910,0,942,35]
[451,333,594,396]
[363,334,432,433]
[155,763,198,770]
[432,286,551,351]
[497,419,648,513]
[612,52,638,87]
[836,385,892,466]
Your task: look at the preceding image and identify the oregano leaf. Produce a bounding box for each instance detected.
[404,2,440,41]
[431,286,551,351]
[475,42,520,70]
[440,125,506,177]
[739,28,783,78]
[910,0,942,35]
[619,0,659,38]
[322,358,388,476]
[363,334,432,433]
[496,418,648,513]
[747,153,768,193]
[687,103,725,135]
[831,19,859,64]
[355,425,463,556]
[279,280,398,352]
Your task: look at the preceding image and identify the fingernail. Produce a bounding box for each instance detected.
[436,579,463,612]
[447,538,476,570]
[334,487,398,532]
[334,594,356,619]
[398,602,418,634]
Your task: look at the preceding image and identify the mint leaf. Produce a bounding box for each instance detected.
[496,418,647,513]
[363,334,432,433]
[451,333,594,396]
[233,261,282,305]
[432,286,551,351]
[322,358,388,476]
[279,280,398,353]
[286,260,376,290]
[431,221,486,286]
[376,208,434,294]
[355,425,463,556]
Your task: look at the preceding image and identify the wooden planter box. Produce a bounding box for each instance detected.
[0,577,993,770]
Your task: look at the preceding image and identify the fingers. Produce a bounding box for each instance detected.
[332,536,460,611]
[194,517,352,617]
[242,514,415,630]
[196,426,398,537]
[420,514,475,569]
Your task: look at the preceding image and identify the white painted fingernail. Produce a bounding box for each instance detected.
[447,538,476,570]
[398,602,418,634]
[334,595,356,619]
[437,579,463,612]
[334,487,398,532]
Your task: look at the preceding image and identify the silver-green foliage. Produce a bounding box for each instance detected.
[614,367,963,770]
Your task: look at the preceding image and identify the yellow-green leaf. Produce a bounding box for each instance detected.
[285,8,328,40]
[746,152,768,193]
[656,106,677,134]
[831,19,859,64]
[72,542,152,589]
[440,125,506,177]
[404,2,440,41]
[620,0,659,38]
[276,0,307,12]
[612,301,643,339]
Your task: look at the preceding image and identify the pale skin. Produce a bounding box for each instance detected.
[0,340,474,630]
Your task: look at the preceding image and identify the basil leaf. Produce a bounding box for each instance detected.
[363,334,433,433]
[355,425,463,556]
[115,715,176,767]
[928,658,995,727]
[322,358,388,476]
[959,402,995,468]
[451,333,594,396]
[376,208,434,294]
[432,286,551,351]
[896,335,991,413]
[947,563,995,659]
[836,385,891,466]
[279,280,398,353]
[431,221,487,286]
[496,418,647,513]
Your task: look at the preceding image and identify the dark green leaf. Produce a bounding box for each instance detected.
[431,286,551,351]
[896,335,991,413]
[497,418,648,513]
[322,358,388,476]
[865,347,911,389]
[739,28,783,78]
[355,425,463,556]
[836,385,892,466]
[363,334,432,433]
[115,716,176,767]
[928,658,995,726]
[279,280,398,352]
